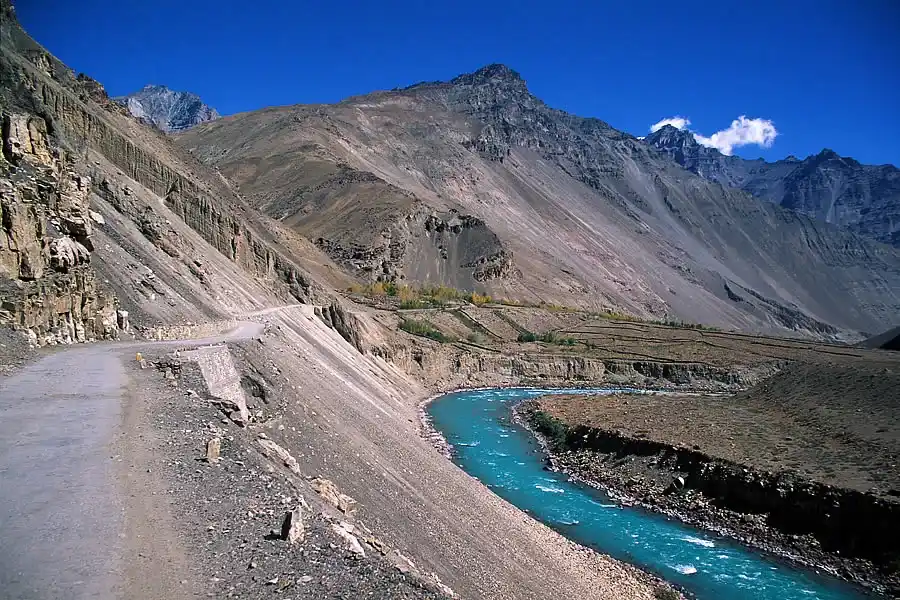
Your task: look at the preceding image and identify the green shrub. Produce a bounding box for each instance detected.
[517,331,538,342]
[517,330,577,346]
[399,318,455,343]
[530,410,569,448]
[424,330,454,343]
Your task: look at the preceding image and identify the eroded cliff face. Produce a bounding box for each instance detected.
[0,11,350,321]
[0,112,118,344]
[374,340,761,391]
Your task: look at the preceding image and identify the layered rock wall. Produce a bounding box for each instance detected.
[0,112,118,344]
[0,44,333,307]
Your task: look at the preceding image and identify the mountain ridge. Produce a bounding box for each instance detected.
[178,62,900,338]
[645,124,900,245]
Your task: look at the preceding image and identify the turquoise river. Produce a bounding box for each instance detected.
[427,387,874,600]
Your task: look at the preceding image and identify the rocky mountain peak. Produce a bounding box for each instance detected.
[805,148,862,169]
[114,84,220,133]
[644,124,700,150]
[450,63,525,87]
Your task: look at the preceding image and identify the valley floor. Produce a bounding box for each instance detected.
[3,293,898,599]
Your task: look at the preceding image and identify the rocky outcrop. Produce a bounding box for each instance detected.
[312,477,357,515]
[0,111,118,345]
[219,145,515,288]
[115,84,220,133]
[313,207,513,285]
[48,236,90,271]
[423,212,514,282]
[315,302,371,353]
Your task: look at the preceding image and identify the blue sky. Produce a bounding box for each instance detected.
[16,0,900,165]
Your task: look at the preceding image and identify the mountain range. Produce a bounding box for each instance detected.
[119,80,900,251]
[174,64,900,337]
[3,1,898,341]
[644,124,900,246]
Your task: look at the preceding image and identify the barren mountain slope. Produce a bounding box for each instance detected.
[178,65,900,337]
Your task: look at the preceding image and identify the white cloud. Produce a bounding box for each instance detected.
[648,114,778,156]
[692,116,778,156]
[650,116,691,133]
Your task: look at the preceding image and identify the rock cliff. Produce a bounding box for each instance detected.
[0,112,119,344]
[0,7,355,317]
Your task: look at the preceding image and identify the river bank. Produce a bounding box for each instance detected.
[428,387,871,600]
[516,396,896,598]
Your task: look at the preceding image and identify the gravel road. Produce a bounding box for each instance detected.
[0,319,267,600]
[0,347,128,599]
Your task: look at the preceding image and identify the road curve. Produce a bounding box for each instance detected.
[0,316,273,599]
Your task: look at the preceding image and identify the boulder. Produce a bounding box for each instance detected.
[330,521,365,557]
[257,438,302,476]
[281,505,305,544]
[205,437,221,464]
[311,477,357,514]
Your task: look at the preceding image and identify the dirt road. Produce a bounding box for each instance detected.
[0,318,267,600]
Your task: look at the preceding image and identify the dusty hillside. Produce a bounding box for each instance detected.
[179,65,900,338]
